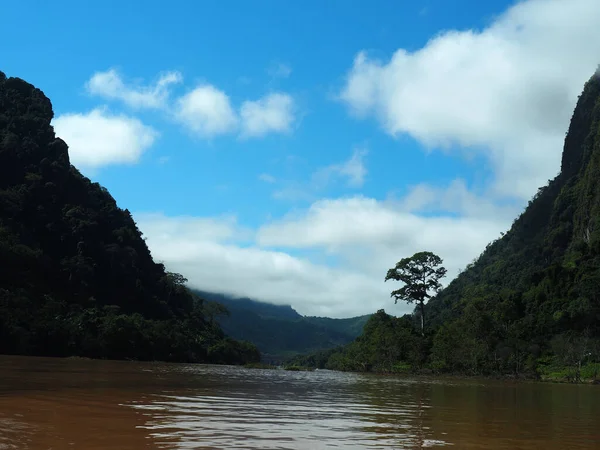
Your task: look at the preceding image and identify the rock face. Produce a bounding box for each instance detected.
[419,72,600,374]
[0,71,259,364]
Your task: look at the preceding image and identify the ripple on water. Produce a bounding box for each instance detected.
[0,416,34,450]
[126,366,452,449]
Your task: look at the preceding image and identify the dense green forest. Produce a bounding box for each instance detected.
[293,72,600,382]
[5,67,600,379]
[194,290,370,360]
[0,71,259,365]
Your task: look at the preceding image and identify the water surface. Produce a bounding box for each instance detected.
[0,356,598,449]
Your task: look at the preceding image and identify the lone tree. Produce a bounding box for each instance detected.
[385,251,447,336]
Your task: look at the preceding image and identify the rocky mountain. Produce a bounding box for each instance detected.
[0,71,259,364]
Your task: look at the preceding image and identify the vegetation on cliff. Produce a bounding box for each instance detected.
[0,71,259,364]
[194,290,370,359]
[293,72,600,383]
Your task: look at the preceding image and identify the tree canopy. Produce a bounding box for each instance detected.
[0,71,259,365]
[385,251,447,334]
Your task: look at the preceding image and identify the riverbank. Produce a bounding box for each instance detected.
[288,361,600,385]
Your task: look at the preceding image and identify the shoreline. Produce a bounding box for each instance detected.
[4,354,599,385]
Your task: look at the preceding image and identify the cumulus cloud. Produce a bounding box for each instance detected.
[135,213,247,243]
[85,68,297,139]
[173,87,295,139]
[257,195,508,278]
[240,93,295,138]
[53,108,158,169]
[174,85,239,137]
[87,68,182,109]
[134,210,398,318]
[340,0,600,200]
[397,179,520,221]
[134,181,513,318]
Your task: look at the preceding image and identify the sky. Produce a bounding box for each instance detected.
[2,0,600,318]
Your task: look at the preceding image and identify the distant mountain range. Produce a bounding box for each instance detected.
[193,290,371,360]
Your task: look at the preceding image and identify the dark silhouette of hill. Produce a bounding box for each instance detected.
[193,290,370,358]
[0,71,258,365]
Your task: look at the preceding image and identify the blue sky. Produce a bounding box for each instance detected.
[2,0,600,317]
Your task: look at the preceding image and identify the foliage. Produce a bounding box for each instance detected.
[0,71,259,365]
[302,310,426,373]
[195,290,370,358]
[385,251,447,334]
[295,72,600,381]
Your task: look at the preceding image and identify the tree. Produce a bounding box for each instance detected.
[385,251,447,335]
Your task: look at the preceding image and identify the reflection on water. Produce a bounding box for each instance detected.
[0,356,599,449]
[131,367,448,449]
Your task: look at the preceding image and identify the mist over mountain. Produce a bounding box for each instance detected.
[194,290,370,359]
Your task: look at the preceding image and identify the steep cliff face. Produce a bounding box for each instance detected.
[316,72,600,377]
[422,72,600,375]
[430,72,600,311]
[0,71,259,364]
[560,72,600,180]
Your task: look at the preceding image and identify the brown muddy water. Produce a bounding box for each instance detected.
[0,355,599,449]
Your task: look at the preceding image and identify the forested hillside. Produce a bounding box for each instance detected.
[0,71,259,365]
[194,290,370,359]
[298,71,600,381]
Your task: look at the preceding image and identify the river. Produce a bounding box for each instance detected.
[0,355,598,449]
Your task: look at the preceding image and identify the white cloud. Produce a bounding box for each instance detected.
[53,108,158,169]
[134,211,394,318]
[397,178,519,221]
[340,0,600,200]
[257,195,507,267]
[174,85,238,137]
[87,68,182,109]
[135,213,247,243]
[240,93,295,138]
[267,62,292,79]
[313,147,368,188]
[85,69,298,139]
[135,180,513,318]
[259,173,277,183]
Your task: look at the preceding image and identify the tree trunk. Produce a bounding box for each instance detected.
[419,301,425,336]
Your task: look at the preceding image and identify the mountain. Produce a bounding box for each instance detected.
[193,290,370,360]
[422,71,600,376]
[299,71,600,380]
[0,71,259,365]
[196,291,302,320]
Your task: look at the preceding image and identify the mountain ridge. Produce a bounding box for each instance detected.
[192,289,370,358]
